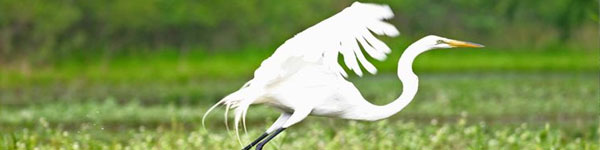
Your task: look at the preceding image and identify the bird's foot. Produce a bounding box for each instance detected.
[242,145,253,150]
[255,143,266,150]
[242,132,269,150]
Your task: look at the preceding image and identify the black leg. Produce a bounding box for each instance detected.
[256,128,286,150]
[242,133,269,150]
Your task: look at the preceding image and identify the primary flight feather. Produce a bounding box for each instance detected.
[202,2,484,150]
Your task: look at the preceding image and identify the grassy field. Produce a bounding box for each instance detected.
[1,50,599,149]
[1,48,598,85]
[1,73,598,149]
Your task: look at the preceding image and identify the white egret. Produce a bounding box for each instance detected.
[203,2,484,150]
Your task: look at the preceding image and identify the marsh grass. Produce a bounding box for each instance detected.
[1,72,598,149]
[2,114,598,150]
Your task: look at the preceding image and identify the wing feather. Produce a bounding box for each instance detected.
[357,32,386,60]
[262,2,399,79]
[341,37,362,76]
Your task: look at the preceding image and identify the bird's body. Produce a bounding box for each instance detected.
[256,65,367,118]
[203,2,483,149]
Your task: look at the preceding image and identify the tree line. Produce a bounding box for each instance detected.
[0,0,597,59]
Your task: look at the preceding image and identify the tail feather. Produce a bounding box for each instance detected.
[234,105,244,146]
[224,103,231,132]
[202,98,226,129]
[202,87,256,147]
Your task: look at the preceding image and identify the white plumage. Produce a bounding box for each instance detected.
[202,2,483,150]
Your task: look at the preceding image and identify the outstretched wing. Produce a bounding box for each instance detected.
[203,2,399,145]
[272,2,399,77]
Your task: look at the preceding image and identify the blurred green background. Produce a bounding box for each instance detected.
[0,0,599,149]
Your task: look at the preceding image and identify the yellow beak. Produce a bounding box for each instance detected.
[446,40,485,48]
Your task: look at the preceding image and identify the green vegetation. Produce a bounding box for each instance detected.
[0,0,597,60]
[0,0,598,149]
[2,49,598,86]
[1,72,598,149]
[1,37,598,150]
[2,118,598,149]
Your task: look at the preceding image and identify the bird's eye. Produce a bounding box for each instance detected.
[436,40,445,45]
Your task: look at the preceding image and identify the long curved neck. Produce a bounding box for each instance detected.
[348,42,426,121]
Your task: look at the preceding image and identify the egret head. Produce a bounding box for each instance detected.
[418,35,484,50]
